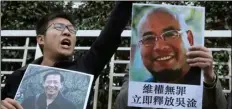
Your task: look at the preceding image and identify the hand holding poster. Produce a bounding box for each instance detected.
[129,3,205,109]
[14,64,93,109]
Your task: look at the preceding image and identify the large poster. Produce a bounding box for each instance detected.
[129,3,205,109]
[14,64,93,109]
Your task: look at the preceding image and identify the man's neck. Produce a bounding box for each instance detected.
[46,93,58,106]
[41,56,56,66]
[40,53,72,66]
[47,99,54,106]
[172,63,191,83]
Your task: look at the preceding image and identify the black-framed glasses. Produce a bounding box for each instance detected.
[46,23,77,34]
[139,30,184,47]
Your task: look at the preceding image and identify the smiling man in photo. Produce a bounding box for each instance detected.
[137,7,200,85]
[21,72,76,109]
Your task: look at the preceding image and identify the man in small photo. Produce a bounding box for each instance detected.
[21,72,76,109]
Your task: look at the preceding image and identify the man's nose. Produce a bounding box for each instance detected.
[62,27,71,37]
[153,40,167,51]
[49,83,55,87]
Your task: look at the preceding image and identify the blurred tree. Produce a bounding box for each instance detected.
[1,1,65,29]
[1,1,231,109]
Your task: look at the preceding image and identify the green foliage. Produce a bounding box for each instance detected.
[1,1,65,29]
[199,1,232,30]
[1,1,231,30]
[75,1,115,30]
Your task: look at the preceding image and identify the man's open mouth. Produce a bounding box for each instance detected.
[155,54,175,61]
[61,39,71,47]
[156,56,173,61]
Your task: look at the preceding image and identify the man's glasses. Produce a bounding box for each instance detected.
[46,23,77,34]
[139,30,184,47]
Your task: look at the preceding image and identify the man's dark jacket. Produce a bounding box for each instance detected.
[145,67,201,85]
[1,2,132,109]
[21,92,76,109]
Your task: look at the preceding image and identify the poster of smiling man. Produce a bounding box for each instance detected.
[14,64,93,109]
[128,3,205,109]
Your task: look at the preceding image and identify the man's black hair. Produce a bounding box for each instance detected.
[43,71,64,83]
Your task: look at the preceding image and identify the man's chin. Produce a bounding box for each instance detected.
[151,69,182,82]
[62,53,72,57]
[47,92,57,96]
[58,51,73,57]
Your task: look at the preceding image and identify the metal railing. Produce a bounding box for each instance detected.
[1,30,231,109]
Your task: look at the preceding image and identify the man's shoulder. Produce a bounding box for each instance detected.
[57,94,76,108]
[5,65,28,85]
[11,65,27,76]
[144,77,154,82]
[9,57,43,77]
[62,98,76,109]
[23,95,36,102]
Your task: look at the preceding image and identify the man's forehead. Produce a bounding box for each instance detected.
[48,17,73,26]
[149,9,175,17]
[140,11,180,34]
[146,10,177,23]
[46,74,61,79]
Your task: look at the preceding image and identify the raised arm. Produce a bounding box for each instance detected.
[82,2,132,77]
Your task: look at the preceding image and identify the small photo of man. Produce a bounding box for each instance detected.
[21,71,77,109]
[15,64,93,109]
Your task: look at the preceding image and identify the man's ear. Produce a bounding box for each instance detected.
[37,35,45,46]
[186,30,194,46]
